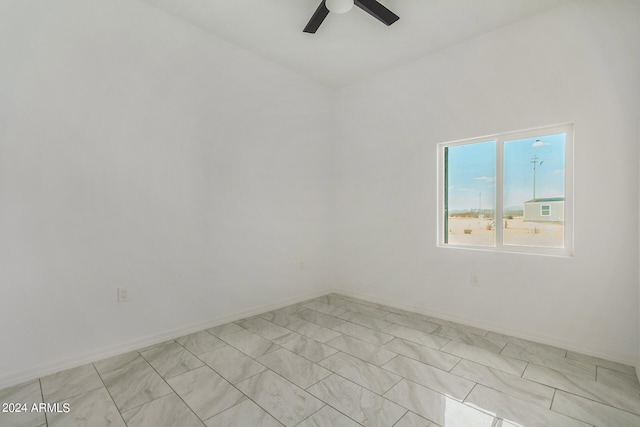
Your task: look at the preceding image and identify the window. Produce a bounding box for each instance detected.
[438,124,573,256]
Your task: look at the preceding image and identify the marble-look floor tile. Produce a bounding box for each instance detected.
[198,344,265,384]
[285,318,342,343]
[122,393,203,427]
[319,352,402,395]
[335,295,382,309]
[433,326,506,353]
[384,314,439,334]
[236,370,324,427]
[464,385,590,427]
[384,325,449,350]
[380,305,433,323]
[257,348,331,389]
[501,343,596,379]
[441,341,527,376]
[41,364,103,402]
[296,405,360,427]
[236,317,291,340]
[566,351,636,375]
[94,351,140,376]
[0,416,45,427]
[427,317,489,337]
[382,338,460,372]
[307,294,337,305]
[394,411,437,426]
[485,333,567,358]
[272,332,338,363]
[451,359,554,408]
[48,387,125,427]
[332,322,394,347]
[175,331,225,355]
[325,335,397,366]
[206,322,244,337]
[167,365,244,420]
[0,380,45,427]
[140,342,203,379]
[552,390,640,427]
[303,301,350,318]
[307,374,406,426]
[382,355,475,401]
[220,329,281,358]
[297,308,346,329]
[597,366,640,393]
[523,364,640,415]
[6,294,640,427]
[329,299,392,320]
[258,310,303,328]
[384,380,496,426]
[258,301,310,320]
[204,399,282,427]
[335,310,394,332]
[100,356,172,412]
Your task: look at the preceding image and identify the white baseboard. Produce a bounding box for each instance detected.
[334,288,639,367]
[0,287,337,390]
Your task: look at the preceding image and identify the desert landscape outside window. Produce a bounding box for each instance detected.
[439,124,573,256]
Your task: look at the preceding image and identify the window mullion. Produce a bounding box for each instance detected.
[495,138,504,249]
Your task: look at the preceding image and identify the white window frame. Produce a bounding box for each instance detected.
[540,205,550,216]
[437,123,574,257]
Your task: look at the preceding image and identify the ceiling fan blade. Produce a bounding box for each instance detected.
[354,0,399,26]
[303,1,330,33]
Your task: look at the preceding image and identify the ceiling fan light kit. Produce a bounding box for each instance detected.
[304,0,399,34]
[326,0,354,14]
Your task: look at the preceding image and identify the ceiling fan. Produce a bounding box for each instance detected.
[304,0,400,33]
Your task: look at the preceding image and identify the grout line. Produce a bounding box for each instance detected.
[520,361,530,378]
[389,410,409,427]
[550,389,557,410]
[138,354,205,425]
[37,378,48,427]
[292,405,327,426]
[448,357,464,373]
[461,380,478,403]
[238,367,324,424]
[91,363,128,426]
[553,388,640,417]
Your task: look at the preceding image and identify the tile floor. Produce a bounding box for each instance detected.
[1,293,639,427]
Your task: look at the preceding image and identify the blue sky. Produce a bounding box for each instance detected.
[447,133,565,211]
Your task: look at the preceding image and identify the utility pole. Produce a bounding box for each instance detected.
[531,155,539,199]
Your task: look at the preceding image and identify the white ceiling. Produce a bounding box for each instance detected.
[140,0,571,88]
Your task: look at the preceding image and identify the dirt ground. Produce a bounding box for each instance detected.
[447,216,564,248]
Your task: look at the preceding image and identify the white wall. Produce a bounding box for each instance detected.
[0,0,334,386]
[333,0,640,364]
[1,0,639,388]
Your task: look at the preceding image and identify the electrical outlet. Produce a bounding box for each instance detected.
[471,274,480,286]
[117,287,129,302]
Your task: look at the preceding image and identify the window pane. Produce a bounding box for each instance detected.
[503,133,565,248]
[445,141,496,246]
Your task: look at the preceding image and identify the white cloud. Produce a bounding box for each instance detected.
[473,176,495,182]
[532,140,550,147]
[553,169,565,175]
[455,187,474,192]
